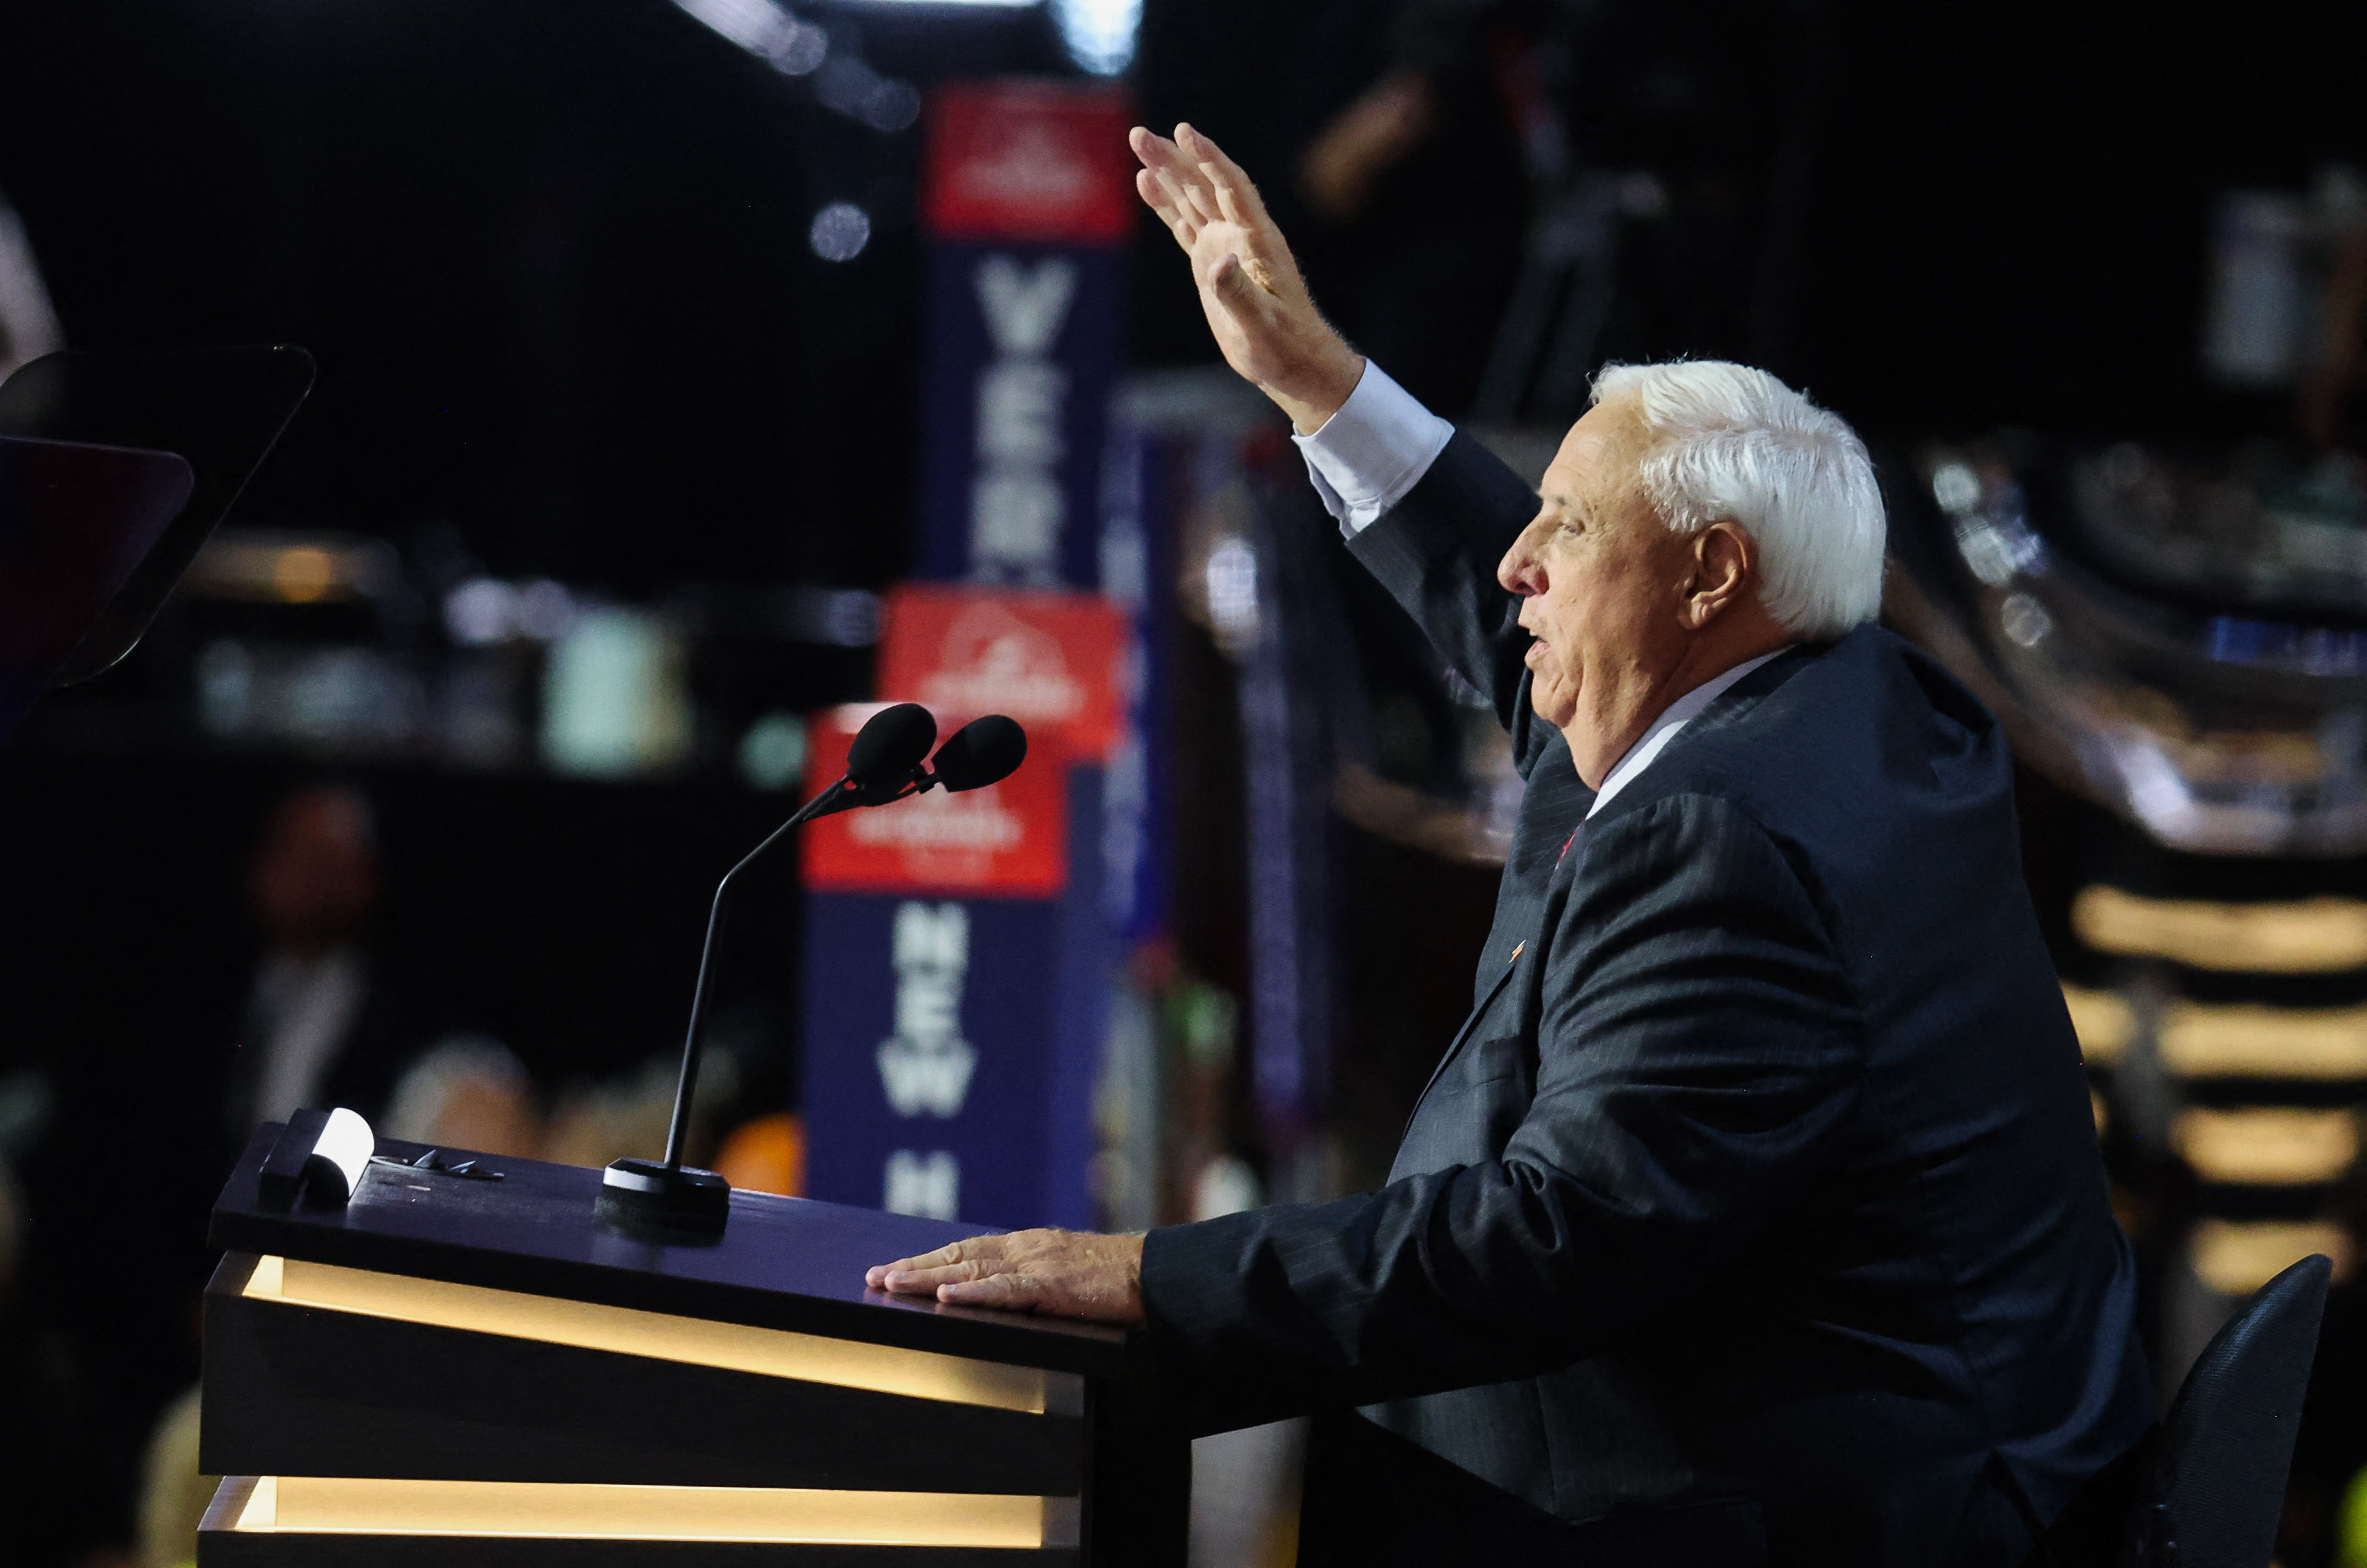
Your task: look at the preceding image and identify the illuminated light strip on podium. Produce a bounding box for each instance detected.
[240,1254,1079,1415]
[211,1475,1080,1548]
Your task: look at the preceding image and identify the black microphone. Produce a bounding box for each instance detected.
[791,701,938,823]
[598,702,979,1236]
[845,701,938,789]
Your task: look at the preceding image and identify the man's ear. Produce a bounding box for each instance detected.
[1685,522,1756,627]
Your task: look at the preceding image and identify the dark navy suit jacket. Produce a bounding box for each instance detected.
[1138,433,2153,1567]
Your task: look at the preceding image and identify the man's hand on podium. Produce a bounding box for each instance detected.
[1130,122,1365,436]
[866,1229,1146,1325]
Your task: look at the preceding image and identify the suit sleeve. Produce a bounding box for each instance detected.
[1342,431,1557,776]
[1138,794,1863,1432]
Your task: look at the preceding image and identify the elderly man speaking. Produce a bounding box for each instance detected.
[871,125,2152,1567]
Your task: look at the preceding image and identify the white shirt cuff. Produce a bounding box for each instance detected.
[1292,361,1456,536]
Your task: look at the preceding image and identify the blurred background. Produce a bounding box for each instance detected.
[1,0,2364,1563]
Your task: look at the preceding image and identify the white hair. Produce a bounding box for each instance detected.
[1590,361,1885,639]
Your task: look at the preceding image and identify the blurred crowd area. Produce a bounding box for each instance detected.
[2,0,2366,1564]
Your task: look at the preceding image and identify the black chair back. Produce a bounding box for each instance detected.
[2124,1252,2333,1568]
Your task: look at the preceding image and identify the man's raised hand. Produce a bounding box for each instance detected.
[1130,122,1364,434]
[866,1229,1147,1325]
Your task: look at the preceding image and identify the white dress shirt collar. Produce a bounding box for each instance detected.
[1585,649,1790,819]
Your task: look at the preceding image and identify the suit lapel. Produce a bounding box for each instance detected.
[1409,937,1530,1120]
[1405,778,1595,1129]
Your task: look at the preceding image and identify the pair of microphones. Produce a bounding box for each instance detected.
[599,703,1027,1236]
[810,704,1027,822]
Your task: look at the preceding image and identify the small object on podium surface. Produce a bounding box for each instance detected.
[254,1107,374,1210]
[603,702,1028,1238]
[371,1146,502,1181]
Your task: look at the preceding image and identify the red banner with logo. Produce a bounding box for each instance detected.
[876,584,1127,762]
[922,81,1135,247]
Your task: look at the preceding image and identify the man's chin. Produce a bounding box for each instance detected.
[1529,694,1579,733]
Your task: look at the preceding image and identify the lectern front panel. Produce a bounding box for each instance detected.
[204,1252,1085,1493]
[201,1129,1179,1566]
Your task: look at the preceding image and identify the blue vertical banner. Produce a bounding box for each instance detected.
[802,893,1089,1226]
[1094,408,1172,952]
[915,244,1125,590]
[912,80,1134,589]
[800,84,1133,1228]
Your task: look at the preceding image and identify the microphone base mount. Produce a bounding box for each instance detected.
[597,1157,730,1237]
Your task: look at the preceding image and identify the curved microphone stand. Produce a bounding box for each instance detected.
[596,707,1025,1237]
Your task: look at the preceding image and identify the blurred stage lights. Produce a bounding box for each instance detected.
[813,56,922,132]
[810,203,872,262]
[670,0,927,128]
[673,0,1134,85]
[838,0,1142,81]
[1051,0,1138,75]
[445,578,580,647]
[738,711,810,792]
[673,0,827,75]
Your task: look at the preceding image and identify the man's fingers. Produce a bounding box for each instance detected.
[1129,125,1195,182]
[1131,131,1204,248]
[1177,176,1221,227]
[1177,123,1254,201]
[1137,170,1190,236]
[879,1250,1003,1290]
[867,1237,1005,1293]
[1177,123,1271,232]
[881,1263,984,1293]
[866,1243,956,1286]
[939,1272,1036,1310]
[868,1260,932,1293]
[1134,127,1223,231]
[1151,169,1210,236]
[1151,164,1216,229]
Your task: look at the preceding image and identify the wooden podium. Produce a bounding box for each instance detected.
[198,1128,1187,1565]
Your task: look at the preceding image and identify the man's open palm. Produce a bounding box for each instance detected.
[1130,123,1363,433]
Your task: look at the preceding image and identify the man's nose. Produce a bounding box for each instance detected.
[1498,517,1548,595]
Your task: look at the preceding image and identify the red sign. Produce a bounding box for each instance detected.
[801,705,1068,896]
[922,81,1135,246]
[877,585,1127,761]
